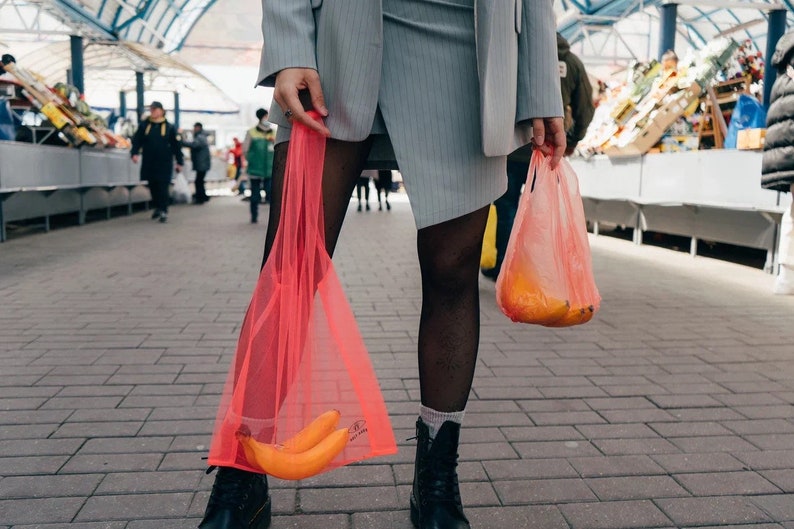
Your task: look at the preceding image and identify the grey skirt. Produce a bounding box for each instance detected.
[279,0,507,229]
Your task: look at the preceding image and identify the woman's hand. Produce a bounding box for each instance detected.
[531,117,566,168]
[274,68,331,137]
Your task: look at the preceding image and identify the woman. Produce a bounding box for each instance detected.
[199,2,565,528]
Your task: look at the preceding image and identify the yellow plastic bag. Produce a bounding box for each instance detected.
[480,205,497,270]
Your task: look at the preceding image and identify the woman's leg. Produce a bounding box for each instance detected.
[416,205,490,412]
[411,205,488,529]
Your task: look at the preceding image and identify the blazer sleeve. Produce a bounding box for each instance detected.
[516,0,564,121]
[257,0,319,87]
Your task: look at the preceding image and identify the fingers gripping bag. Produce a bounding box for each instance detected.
[496,150,600,327]
[208,111,397,480]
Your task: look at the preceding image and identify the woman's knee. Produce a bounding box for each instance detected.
[419,239,481,295]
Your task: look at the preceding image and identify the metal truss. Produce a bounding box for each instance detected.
[1,0,216,52]
[0,0,83,42]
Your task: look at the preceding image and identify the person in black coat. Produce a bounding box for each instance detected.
[131,101,184,222]
[762,30,794,294]
[182,122,212,204]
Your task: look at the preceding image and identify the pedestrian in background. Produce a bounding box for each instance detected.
[356,170,374,212]
[375,169,393,211]
[483,32,594,281]
[130,101,184,223]
[242,108,275,224]
[231,137,245,195]
[182,122,212,204]
[558,32,595,157]
[762,30,794,295]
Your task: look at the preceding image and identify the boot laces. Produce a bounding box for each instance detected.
[207,467,256,512]
[422,450,462,503]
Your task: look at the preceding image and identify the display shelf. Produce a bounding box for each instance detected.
[570,151,790,272]
[0,141,149,241]
[698,77,751,150]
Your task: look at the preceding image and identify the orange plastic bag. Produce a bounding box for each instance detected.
[496,150,600,327]
[208,111,397,479]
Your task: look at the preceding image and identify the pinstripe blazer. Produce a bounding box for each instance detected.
[258,0,563,157]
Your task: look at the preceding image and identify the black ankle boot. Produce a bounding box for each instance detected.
[410,418,470,529]
[198,466,271,529]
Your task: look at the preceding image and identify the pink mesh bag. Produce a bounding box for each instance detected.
[208,112,397,479]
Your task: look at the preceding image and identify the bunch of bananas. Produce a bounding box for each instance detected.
[236,410,349,480]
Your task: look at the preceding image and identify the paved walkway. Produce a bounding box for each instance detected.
[1,193,794,529]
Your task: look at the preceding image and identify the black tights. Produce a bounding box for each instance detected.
[262,139,488,413]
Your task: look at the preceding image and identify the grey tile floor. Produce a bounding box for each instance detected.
[1,192,793,528]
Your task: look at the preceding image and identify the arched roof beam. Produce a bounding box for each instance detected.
[44,0,117,40]
[663,0,785,12]
[170,0,217,51]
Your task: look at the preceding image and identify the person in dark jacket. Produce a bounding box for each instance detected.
[242,108,275,223]
[482,33,594,281]
[131,101,184,223]
[558,32,595,156]
[183,122,212,204]
[762,30,794,295]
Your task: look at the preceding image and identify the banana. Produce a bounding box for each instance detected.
[499,270,570,324]
[546,304,596,327]
[279,409,341,453]
[236,427,349,480]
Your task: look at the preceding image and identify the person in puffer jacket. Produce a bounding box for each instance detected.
[762,30,794,294]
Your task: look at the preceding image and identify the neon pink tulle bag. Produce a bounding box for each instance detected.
[496,150,600,327]
[208,112,397,479]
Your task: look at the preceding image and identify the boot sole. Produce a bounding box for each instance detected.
[251,497,272,529]
[409,496,420,528]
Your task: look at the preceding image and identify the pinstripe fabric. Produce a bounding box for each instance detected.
[377,0,505,229]
[261,0,563,152]
[262,0,563,228]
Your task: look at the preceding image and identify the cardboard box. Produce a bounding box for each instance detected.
[737,128,766,150]
[606,85,702,158]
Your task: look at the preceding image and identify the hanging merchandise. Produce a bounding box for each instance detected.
[0,54,130,149]
[496,150,600,327]
[208,111,397,480]
[578,38,763,157]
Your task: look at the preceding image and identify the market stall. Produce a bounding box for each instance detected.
[573,37,789,272]
[0,54,149,241]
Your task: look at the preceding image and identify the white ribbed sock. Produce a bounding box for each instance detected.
[420,405,465,439]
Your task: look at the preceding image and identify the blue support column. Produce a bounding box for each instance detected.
[173,91,180,129]
[119,91,127,119]
[70,35,84,94]
[136,71,145,121]
[764,9,788,109]
[658,3,678,60]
